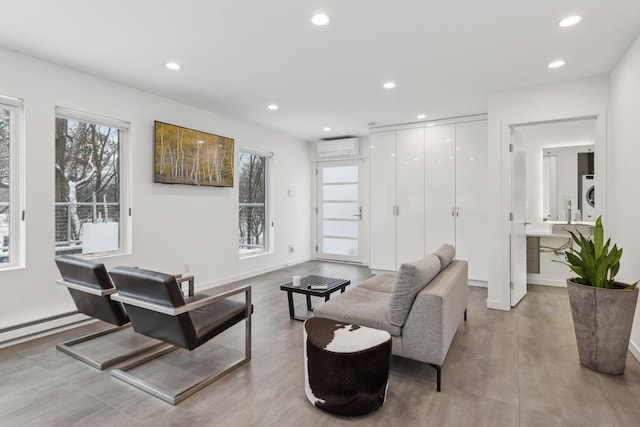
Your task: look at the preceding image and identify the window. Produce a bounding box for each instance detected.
[55,108,129,256]
[238,150,271,255]
[0,96,24,267]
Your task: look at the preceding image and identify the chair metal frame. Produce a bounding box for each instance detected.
[110,284,252,405]
[55,278,165,370]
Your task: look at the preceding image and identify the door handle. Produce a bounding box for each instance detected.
[354,207,362,219]
[524,221,531,226]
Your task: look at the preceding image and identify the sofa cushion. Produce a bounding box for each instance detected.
[387,254,441,327]
[434,244,455,270]
[357,273,395,294]
[314,287,401,336]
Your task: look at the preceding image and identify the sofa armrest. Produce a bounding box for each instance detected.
[399,260,468,365]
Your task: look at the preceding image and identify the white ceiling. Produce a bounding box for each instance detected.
[1,1,640,141]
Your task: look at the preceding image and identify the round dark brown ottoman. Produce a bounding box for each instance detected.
[303,317,392,417]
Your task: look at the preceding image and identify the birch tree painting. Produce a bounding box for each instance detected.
[154,121,234,187]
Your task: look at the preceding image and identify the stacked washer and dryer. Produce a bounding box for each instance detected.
[582,174,595,221]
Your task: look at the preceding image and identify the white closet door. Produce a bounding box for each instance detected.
[370,131,397,271]
[456,121,488,281]
[396,128,425,266]
[425,124,456,254]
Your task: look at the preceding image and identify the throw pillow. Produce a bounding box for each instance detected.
[387,254,441,327]
[434,244,455,270]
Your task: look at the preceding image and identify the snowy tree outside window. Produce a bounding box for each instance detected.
[238,151,269,255]
[0,108,12,263]
[0,97,23,267]
[55,113,124,255]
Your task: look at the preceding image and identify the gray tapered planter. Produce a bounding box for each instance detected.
[567,279,638,374]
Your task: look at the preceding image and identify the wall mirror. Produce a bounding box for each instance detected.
[543,144,595,222]
[512,117,597,226]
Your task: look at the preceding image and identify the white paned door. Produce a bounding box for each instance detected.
[317,161,365,263]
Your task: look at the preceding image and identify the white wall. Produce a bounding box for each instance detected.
[610,34,640,360]
[0,48,311,331]
[487,77,609,310]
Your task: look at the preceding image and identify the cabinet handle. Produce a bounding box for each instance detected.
[451,207,455,217]
[456,207,460,217]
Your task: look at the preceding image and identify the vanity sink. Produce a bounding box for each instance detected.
[550,222,594,237]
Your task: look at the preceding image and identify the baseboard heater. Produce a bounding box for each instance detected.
[0,311,90,347]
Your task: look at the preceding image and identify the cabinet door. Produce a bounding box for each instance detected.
[369,131,397,271]
[396,128,425,266]
[425,125,456,254]
[456,120,488,281]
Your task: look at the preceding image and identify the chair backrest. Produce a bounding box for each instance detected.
[109,266,197,349]
[55,255,129,326]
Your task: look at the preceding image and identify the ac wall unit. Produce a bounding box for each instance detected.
[316,138,359,158]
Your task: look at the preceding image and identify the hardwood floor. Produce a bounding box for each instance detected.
[1,261,639,426]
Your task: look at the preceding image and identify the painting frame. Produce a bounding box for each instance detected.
[154,120,234,187]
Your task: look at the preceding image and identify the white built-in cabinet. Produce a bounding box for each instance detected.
[369,119,488,282]
[370,128,425,271]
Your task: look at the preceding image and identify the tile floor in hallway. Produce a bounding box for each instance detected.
[1,261,639,426]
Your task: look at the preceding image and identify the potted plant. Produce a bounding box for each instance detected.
[558,216,638,374]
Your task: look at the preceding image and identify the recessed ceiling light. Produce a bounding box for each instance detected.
[311,14,331,26]
[548,60,566,69]
[323,127,331,131]
[383,82,396,89]
[268,104,279,110]
[558,16,582,27]
[426,123,435,127]
[165,62,182,71]
[417,114,427,119]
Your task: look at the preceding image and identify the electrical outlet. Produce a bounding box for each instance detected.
[183,263,190,273]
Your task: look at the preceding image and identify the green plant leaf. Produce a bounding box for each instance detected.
[625,281,638,290]
[594,216,604,259]
[559,216,638,288]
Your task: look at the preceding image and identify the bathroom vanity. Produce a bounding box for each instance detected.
[526,221,595,286]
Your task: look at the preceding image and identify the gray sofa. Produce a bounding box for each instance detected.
[313,244,468,391]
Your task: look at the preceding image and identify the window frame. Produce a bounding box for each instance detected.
[54,107,131,258]
[0,95,25,269]
[238,148,273,258]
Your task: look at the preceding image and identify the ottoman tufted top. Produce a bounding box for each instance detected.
[305,317,391,354]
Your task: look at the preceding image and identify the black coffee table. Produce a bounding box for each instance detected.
[280,275,350,321]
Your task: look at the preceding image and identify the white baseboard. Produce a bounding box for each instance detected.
[469,280,487,288]
[0,313,92,349]
[194,257,312,293]
[487,299,510,311]
[527,276,567,287]
[630,339,640,363]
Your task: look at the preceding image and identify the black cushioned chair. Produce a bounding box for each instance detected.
[109,266,252,404]
[55,255,162,369]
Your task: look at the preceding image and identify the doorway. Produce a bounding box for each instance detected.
[509,116,600,306]
[316,161,365,263]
